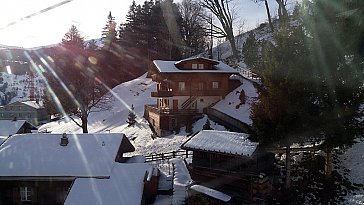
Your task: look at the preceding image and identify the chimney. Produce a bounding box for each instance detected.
[60,133,69,146]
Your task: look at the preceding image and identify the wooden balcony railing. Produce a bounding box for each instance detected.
[151,90,173,97]
[145,104,198,116]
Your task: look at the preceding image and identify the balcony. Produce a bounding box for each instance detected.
[151,90,173,97]
[193,89,226,96]
[145,104,198,116]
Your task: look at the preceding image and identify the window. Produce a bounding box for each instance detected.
[192,64,198,69]
[178,82,185,91]
[20,187,32,202]
[198,64,204,69]
[212,81,219,89]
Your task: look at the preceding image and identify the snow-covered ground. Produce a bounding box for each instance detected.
[38,73,227,155]
[339,138,364,205]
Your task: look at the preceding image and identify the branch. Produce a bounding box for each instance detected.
[68,115,83,128]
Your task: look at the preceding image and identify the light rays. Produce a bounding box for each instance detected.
[35,50,81,109]
[23,51,68,119]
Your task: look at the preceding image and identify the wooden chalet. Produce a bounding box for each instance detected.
[0,133,158,205]
[0,101,50,126]
[145,57,240,137]
[181,130,275,203]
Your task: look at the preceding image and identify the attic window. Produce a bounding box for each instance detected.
[192,63,204,69]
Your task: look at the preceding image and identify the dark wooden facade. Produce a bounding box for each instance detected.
[182,148,274,203]
[0,179,72,205]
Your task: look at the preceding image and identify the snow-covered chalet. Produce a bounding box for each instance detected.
[145,57,240,137]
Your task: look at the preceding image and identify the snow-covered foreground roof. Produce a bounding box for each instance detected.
[0,133,124,177]
[213,77,258,125]
[64,163,152,205]
[0,136,8,145]
[182,130,258,156]
[190,185,231,202]
[0,120,30,136]
[153,59,239,74]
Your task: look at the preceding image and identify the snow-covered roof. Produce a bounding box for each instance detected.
[174,57,219,65]
[64,163,152,205]
[213,78,258,125]
[0,136,8,145]
[0,133,125,177]
[153,59,239,74]
[20,100,44,109]
[0,120,32,136]
[190,185,231,202]
[182,130,258,156]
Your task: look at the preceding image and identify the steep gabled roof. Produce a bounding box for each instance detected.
[181,130,258,156]
[0,133,131,177]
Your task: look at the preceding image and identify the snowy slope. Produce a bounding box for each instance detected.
[38,73,228,155]
[0,72,45,104]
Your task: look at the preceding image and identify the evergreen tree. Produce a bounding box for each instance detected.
[126,104,137,126]
[102,11,118,50]
[302,0,364,178]
[251,24,315,188]
[242,32,263,74]
[61,25,85,49]
[202,119,213,130]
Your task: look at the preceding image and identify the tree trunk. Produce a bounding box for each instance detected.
[81,116,88,133]
[285,146,291,189]
[227,34,239,63]
[325,148,333,179]
[264,0,274,33]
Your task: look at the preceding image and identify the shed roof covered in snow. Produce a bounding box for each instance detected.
[64,163,152,205]
[153,57,239,74]
[0,120,36,136]
[0,133,132,177]
[190,184,231,202]
[181,130,258,156]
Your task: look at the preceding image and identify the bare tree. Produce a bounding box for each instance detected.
[179,0,208,57]
[200,0,239,62]
[253,0,289,32]
[44,25,112,133]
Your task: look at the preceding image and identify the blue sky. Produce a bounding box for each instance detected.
[0,0,287,48]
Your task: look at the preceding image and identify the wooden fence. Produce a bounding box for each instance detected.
[145,150,192,162]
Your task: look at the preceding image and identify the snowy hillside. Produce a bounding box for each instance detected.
[209,22,274,65]
[38,73,227,155]
[0,72,45,104]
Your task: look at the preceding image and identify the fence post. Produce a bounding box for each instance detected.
[186,150,188,158]
[173,151,176,158]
